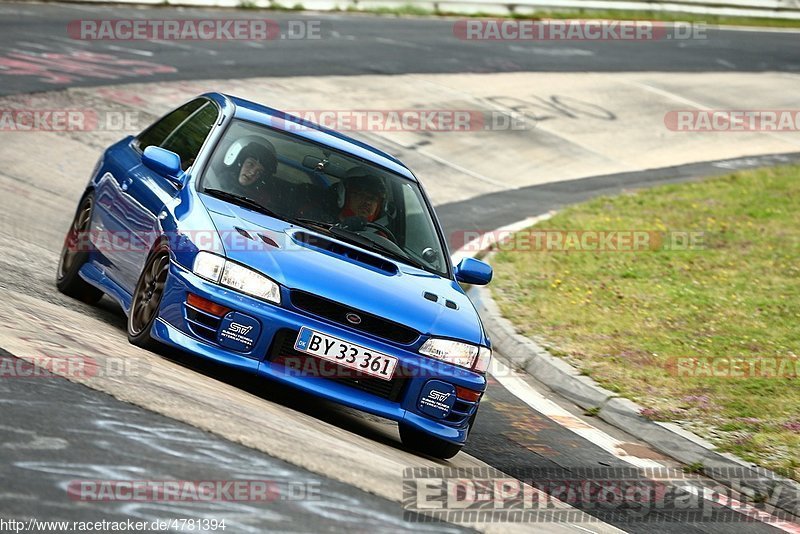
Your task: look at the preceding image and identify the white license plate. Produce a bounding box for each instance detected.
[294,327,398,381]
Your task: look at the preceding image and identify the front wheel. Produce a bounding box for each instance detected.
[399,424,463,460]
[56,193,103,304]
[127,245,170,350]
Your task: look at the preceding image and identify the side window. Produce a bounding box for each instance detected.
[136,99,206,152]
[161,103,219,170]
[401,182,430,252]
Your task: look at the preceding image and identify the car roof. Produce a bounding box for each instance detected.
[214,93,417,182]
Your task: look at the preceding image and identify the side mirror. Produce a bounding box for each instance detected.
[454,257,493,286]
[143,146,185,186]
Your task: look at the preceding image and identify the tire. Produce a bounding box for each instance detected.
[56,193,104,304]
[399,424,463,460]
[127,244,170,350]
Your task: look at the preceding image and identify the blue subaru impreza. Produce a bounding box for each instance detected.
[56,93,493,459]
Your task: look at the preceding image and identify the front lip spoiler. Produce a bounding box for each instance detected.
[151,317,473,445]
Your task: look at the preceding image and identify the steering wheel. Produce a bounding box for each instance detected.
[364,221,399,245]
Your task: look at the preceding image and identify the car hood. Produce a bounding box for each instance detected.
[199,194,485,345]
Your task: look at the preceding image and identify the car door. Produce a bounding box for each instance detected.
[97,98,219,294]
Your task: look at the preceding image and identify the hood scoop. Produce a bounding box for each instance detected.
[235,226,280,249]
[234,226,254,240]
[422,291,459,310]
[291,231,398,275]
[259,233,280,248]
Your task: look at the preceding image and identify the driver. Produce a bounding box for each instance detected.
[226,141,279,207]
[339,168,386,223]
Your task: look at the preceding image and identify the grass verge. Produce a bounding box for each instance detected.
[235,0,800,28]
[490,165,800,480]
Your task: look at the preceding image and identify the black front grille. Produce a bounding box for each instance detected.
[445,398,479,426]
[290,290,419,345]
[185,304,222,343]
[269,329,407,402]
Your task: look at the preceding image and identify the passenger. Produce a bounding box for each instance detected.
[226,141,279,207]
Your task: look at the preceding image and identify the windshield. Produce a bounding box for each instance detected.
[199,119,449,277]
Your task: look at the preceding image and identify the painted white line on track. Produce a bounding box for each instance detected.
[631,80,723,110]
[367,131,508,189]
[629,80,800,148]
[151,39,184,48]
[328,32,358,40]
[0,7,37,16]
[105,44,154,57]
[16,42,50,50]
[490,360,800,531]
[57,3,98,12]
[453,215,664,466]
[509,45,595,57]
[451,212,553,264]
[710,25,800,34]
[415,148,510,188]
[49,36,90,47]
[491,360,664,470]
[375,37,428,49]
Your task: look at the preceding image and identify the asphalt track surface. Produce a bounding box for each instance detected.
[1,4,798,533]
[1,3,800,97]
[0,349,467,533]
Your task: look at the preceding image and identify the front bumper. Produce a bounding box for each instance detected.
[153,261,486,444]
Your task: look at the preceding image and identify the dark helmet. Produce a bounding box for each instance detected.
[343,166,386,199]
[236,141,277,177]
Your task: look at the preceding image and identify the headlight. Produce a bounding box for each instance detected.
[474,346,492,373]
[221,261,281,303]
[419,338,480,370]
[193,252,281,304]
[193,251,225,282]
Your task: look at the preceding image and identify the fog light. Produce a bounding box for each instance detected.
[456,386,482,403]
[187,293,230,317]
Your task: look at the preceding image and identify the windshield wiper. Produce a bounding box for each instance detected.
[292,217,334,231]
[202,188,283,219]
[284,216,430,271]
[328,226,428,271]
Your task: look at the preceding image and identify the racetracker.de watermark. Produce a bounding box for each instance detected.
[58,228,706,257]
[453,20,707,41]
[63,229,293,255]
[273,353,490,380]
[452,229,705,253]
[275,109,527,131]
[403,467,795,523]
[67,19,321,40]
[66,480,320,502]
[666,356,799,378]
[0,109,140,131]
[665,110,800,132]
[0,353,151,380]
